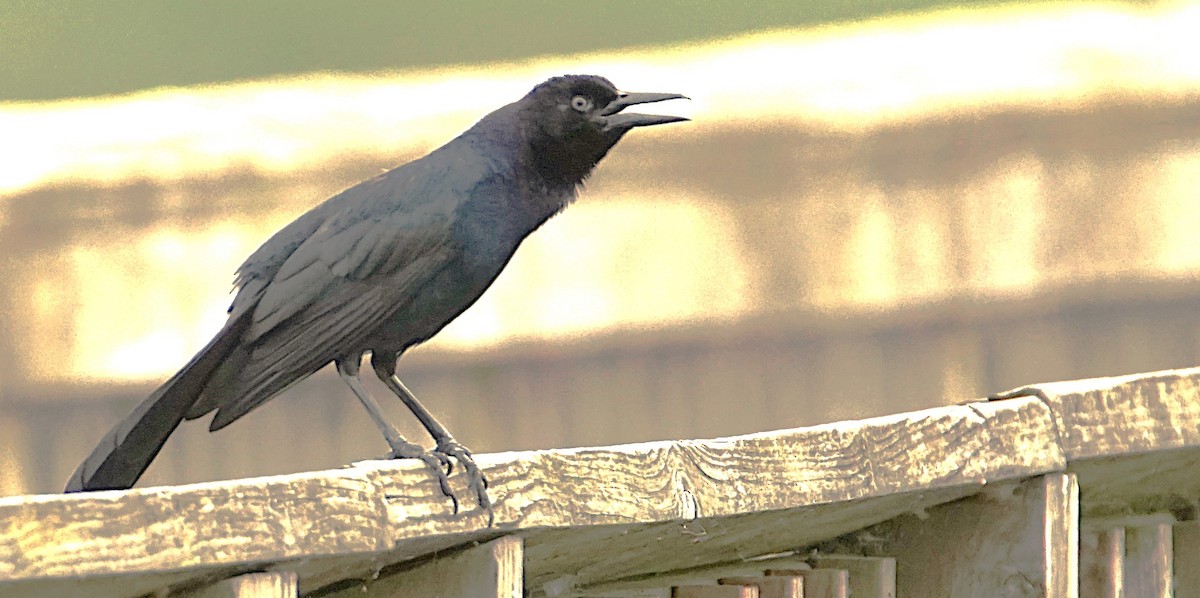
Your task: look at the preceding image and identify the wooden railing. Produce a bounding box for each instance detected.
[5,367,1200,597]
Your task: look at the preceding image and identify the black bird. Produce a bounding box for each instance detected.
[65,74,687,523]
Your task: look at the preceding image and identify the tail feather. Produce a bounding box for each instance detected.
[64,312,252,492]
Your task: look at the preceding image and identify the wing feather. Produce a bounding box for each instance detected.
[206,245,455,428]
[195,143,486,428]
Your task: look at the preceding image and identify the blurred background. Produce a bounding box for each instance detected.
[3,0,1200,496]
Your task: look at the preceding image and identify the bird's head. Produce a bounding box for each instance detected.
[518,74,687,185]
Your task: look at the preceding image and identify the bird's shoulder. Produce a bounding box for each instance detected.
[234,140,500,285]
[229,139,510,331]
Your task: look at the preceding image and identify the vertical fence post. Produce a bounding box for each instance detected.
[1125,523,1172,598]
[191,572,299,598]
[321,535,522,597]
[888,473,1079,597]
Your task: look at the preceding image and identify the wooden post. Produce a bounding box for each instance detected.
[888,473,1079,597]
[190,572,298,598]
[719,576,803,598]
[323,535,522,597]
[1125,523,1172,598]
[767,568,848,598]
[808,556,895,598]
[1175,521,1200,598]
[673,586,759,598]
[1079,528,1124,598]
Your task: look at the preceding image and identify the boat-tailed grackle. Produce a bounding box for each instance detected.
[65,74,688,525]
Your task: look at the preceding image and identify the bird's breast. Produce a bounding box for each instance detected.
[367,176,560,352]
[371,245,514,351]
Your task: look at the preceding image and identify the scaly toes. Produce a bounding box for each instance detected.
[434,441,493,524]
[417,452,459,513]
[383,440,492,524]
[383,442,460,512]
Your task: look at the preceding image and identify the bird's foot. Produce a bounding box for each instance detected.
[382,439,493,526]
[384,440,457,509]
[433,440,493,526]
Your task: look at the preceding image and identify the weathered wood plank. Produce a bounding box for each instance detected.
[515,399,1060,595]
[994,367,1200,519]
[1124,522,1172,598]
[383,395,1061,529]
[1173,521,1200,598]
[0,396,1064,598]
[673,587,757,598]
[718,576,803,598]
[766,569,847,598]
[996,367,1200,459]
[0,472,392,598]
[887,473,1078,597]
[21,367,1200,597]
[321,535,521,598]
[806,557,894,598]
[187,572,298,598]
[522,487,984,597]
[1079,528,1123,598]
[564,557,813,597]
[314,397,1063,594]
[1048,473,1080,598]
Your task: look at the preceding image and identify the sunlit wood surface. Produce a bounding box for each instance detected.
[5,367,1200,597]
[2,2,1200,496]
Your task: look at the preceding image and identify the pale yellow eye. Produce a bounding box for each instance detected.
[570,95,593,112]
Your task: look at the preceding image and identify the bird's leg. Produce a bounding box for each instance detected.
[335,358,456,503]
[335,359,426,456]
[371,353,492,524]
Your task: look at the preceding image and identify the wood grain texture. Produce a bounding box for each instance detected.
[0,395,1059,598]
[320,535,521,598]
[808,557,894,598]
[887,473,1078,597]
[1173,522,1200,598]
[673,587,757,598]
[994,367,1200,518]
[1080,528,1124,598]
[767,569,847,598]
[998,367,1200,460]
[718,576,803,598]
[367,395,1063,532]
[304,397,1064,595]
[1047,473,1080,598]
[568,557,817,596]
[1124,523,1172,598]
[0,396,1062,598]
[0,471,391,597]
[188,571,299,598]
[15,367,1200,597]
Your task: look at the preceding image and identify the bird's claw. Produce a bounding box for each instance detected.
[434,440,494,526]
[383,441,457,510]
[381,439,492,526]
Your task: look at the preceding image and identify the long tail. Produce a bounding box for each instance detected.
[64,311,252,492]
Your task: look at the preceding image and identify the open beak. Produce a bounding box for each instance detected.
[598,91,689,132]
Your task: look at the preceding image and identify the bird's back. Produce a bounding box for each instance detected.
[67,74,686,495]
[188,132,522,427]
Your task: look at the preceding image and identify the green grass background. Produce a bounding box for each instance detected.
[0,0,1071,101]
